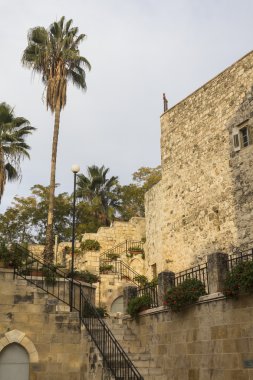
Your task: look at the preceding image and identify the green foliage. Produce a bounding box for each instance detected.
[80,239,100,251]
[127,294,151,319]
[71,270,100,284]
[77,165,120,227]
[223,261,253,298]
[133,275,149,286]
[42,264,58,286]
[99,263,114,273]
[107,253,120,261]
[164,278,206,312]
[0,102,35,203]
[82,301,107,318]
[0,244,29,268]
[128,246,144,252]
[0,185,72,244]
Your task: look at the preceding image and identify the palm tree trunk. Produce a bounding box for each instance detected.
[0,147,6,202]
[44,101,61,262]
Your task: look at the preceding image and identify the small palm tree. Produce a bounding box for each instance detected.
[0,102,35,202]
[77,165,121,226]
[22,16,91,260]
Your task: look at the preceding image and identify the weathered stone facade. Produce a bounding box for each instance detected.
[0,269,103,379]
[145,51,253,274]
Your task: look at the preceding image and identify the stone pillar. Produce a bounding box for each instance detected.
[158,271,175,306]
[207,252,228,294]
[123,286,137,314]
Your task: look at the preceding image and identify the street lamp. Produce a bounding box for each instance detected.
[70,164,80,311]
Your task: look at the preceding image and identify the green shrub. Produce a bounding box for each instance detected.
[82,301,107,318]
[0,244,29,268]
[71,270,100,284]
[80,240,101,251]
[42,264,58,285]
[127,294,151,318]
[99,263,114,273]
[164,278,206,312]
[107,253,120,261]
[134,275,149,286]
[223,261,253,298]
[128,246,144,253]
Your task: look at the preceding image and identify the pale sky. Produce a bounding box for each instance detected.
[1,0,253,211]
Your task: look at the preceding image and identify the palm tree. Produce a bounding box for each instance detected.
[76,165,121,226]
[22,16,91,260]
[0,102,35,202]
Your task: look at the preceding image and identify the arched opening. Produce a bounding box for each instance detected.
[0,343,29,380]
[111,295,124,313]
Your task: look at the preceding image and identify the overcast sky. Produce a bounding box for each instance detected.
[1,0,253,211]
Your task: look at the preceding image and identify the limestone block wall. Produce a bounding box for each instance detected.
[123,294,253,380]
[0,269,104,379]
[145,51,253,274]
[82,217,146,252]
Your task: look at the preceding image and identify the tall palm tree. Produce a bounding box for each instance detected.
[0,102,35,202]
[22,16,91,260]
[76,165,121,226]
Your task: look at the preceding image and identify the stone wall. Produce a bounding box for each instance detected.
[82,217,146,252]
[122,252,253,379]
[145,51,253,274]
[124,293,253,380]
[0,269,104,379]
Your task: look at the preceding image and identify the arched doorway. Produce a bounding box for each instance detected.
[111,295,124,313]
[0,343,29,380]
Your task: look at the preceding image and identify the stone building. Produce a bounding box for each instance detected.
[145,50,253,275]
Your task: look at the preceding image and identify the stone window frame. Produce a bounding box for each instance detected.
[0,330,38,363]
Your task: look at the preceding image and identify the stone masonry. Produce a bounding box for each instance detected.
[145,51,253,275]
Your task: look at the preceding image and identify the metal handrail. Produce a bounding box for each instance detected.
[100,258,145,287]
[80,288,143,380]
[175,262,209,294]
[10,244,144,380]
[99,240,144,260]
[228,248,253,271]
[137,284,159,308]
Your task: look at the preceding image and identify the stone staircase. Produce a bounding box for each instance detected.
[105,317,166,380]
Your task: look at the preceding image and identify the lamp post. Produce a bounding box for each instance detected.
[70,164,80,311]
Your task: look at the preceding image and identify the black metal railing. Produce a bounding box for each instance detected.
[10,244,144,380]
[137,284,159,308]
[100,258,145,287]
[175,262,209,294]
[228,247,253,271]
[100,240,144,261]
[80,289,143,380]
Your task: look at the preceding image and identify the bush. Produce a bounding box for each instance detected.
[82,301,108,318]
[127,294,151,319]
[99,263,114,273]
[107,253,120,261]
[71,270,100,284]
[80,240,101,251]
[164,278,206,312]
[128,246,144,253]
[42,264,58,285]
[223,261,253,298]
[133,275,149,287]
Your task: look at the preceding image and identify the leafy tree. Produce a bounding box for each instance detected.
[0,185,72,244]
[76,165,121,226]
[0,102,35,202]
[132,166,161,191]
[119,166,161,220]
[22,16,91,260]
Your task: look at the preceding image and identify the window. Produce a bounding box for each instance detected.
[232,125,251,151]
[240,127,249,147]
